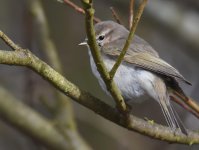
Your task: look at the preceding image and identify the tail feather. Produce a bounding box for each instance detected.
[152,78,187,134]
[158,98,176,130]
[158,97,187,134]
[169,101,188,134]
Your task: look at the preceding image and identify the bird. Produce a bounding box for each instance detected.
[79,20,191,134]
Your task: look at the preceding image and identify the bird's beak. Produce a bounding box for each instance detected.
[78,41,87,46]
[79,38,88,46]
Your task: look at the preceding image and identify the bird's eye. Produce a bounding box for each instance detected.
[98,35,105,41]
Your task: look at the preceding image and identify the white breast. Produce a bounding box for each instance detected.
[88,51,157,103]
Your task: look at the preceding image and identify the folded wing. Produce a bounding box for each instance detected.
[104,49,191,85]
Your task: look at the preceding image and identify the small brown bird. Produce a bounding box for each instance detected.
[80,21,191,134]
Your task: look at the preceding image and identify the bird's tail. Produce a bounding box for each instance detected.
[157,96,187,135]
[153,78,187,134]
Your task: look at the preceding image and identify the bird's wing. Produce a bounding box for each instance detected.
[128,35,159,57]
[104,35,159,57]
[103,49,191,85]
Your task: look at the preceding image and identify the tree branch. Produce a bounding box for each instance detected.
[170,95,199,119]
[0,30,199,144]
[173,91,199,116]
[129,0,135,29]
[80,0,129,122]
[0,31,21,50]
[110,7,122,24]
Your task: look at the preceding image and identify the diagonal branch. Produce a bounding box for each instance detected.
[173,91,199,116]
[129,0,135,29]
[0,30,199,144]
[170,95,199,119]
[110,7,122,24]
[0,31,20,50]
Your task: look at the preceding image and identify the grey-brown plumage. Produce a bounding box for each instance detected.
[81,20,191,134]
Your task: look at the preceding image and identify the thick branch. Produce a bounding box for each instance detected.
[0,41,199,144]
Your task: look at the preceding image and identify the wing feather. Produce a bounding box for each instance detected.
[103,50,191,85]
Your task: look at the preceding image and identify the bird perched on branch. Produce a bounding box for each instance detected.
[80,21,191,134]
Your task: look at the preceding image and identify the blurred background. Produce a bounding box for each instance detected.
[0,0,199,149]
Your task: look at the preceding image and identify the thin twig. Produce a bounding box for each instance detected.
[109,0,148,80]
[170,95,199,119]
[1,30,199,144]
[0,31,20,50]
[63,0,101,23]
[173,91,199,115]
[64,0,85,15]
[129,0,135,29]
[110,7,122,24]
